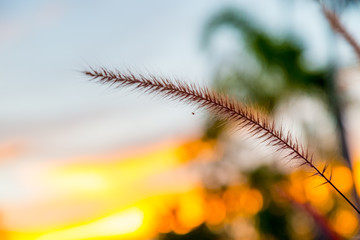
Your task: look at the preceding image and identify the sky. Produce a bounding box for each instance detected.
[2,0,359,157]
[1,0,360,238]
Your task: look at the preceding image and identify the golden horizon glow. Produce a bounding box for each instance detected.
[36,207,144,240]
[3,138,207,240]
[5,137,357,240]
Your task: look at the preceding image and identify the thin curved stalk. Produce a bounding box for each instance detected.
[84,67,360,215]
[321,3,360,59]
[318,0,360,214]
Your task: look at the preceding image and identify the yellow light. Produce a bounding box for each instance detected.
[332,209,358,237]
[52,171,108,192]
[176,191,204,231]
[353,161,360,196]
[222,186,243,213]
[239,189,263,215]
[331,166,353,193]
[205,196,226,225]
[4,139,203,240]
[288,171,307,203]
[304,177,332,212]
[37,207,144,240]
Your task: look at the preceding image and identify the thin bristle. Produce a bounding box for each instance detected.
[84,68,311,164]
[84,67,360,215]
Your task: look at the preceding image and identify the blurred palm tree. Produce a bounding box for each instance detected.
[202,7,328,111]
[201,7,331,148]
[159,3,359,240]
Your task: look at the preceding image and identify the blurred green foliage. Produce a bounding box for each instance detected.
[160,6,342,240]
[202,7,329,112]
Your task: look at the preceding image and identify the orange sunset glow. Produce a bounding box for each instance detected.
[2,137,359,239]
[0,139,206,239]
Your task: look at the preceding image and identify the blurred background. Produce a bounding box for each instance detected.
[2,0,360,239]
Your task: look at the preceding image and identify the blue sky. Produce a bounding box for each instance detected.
[1,0,360,157]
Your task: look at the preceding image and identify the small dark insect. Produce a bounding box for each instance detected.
[192,112,195,115]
